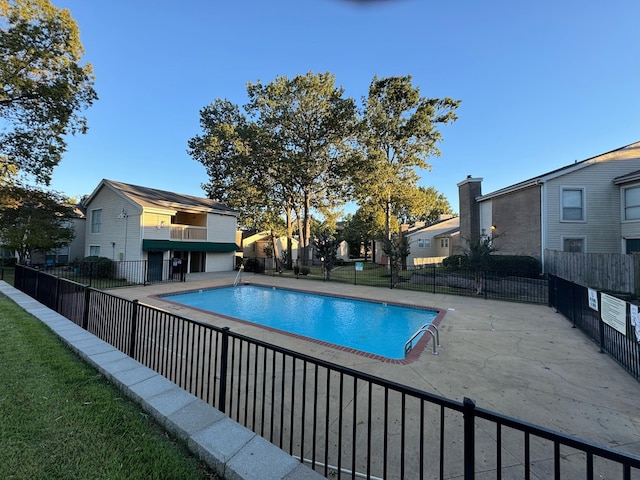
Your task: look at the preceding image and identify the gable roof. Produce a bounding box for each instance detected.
[404,216,460,237]
[478,141,640,202]
[84,179,238,216]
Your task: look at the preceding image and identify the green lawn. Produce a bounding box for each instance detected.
[0,294,220,480]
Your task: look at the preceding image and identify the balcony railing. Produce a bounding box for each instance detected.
[170,225,206,241]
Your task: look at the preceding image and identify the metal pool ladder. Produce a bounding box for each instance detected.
[404,324,441,356]
[233,265,244,287]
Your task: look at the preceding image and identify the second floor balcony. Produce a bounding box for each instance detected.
[170,225,207,241]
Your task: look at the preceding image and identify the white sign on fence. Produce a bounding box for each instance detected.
[588,288,598,311]
[631,304,640,343]
[600,293,627,335]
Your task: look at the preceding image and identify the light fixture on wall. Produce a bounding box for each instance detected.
[490,225,497,231]
[117,207,128,219]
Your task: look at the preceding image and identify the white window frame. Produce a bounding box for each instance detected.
[561,236,586,253]
[440,238,449,248]
[560,187,586,222]
[622,185,640,221]
[90,208,102,233]
[417,238,431,248]
[89,245,100,256]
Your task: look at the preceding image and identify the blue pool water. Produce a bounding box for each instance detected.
[162,285,438,359]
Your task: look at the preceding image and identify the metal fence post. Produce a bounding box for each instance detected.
[82,287,91,330]
[129,299,139,358]
[483,270,488,300]
[463,397,476,480]
[55,276,61,312]
[218,327,230,413]
[432,265,436,294]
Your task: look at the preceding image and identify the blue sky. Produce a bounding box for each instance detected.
[50,0,639,214]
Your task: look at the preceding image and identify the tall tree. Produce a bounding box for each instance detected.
[245,72,359,261]
[189,72,360,265]
[356,75,460,250]
[341,204,386,261]
[0,184,77,263]
[0,0,97,184]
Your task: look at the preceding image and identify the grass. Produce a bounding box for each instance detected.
[0,293,220,480]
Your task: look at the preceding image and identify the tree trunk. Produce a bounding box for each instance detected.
[285,205,293,270]
[270,229,281,272]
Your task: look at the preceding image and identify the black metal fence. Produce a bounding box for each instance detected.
[10,265,640,479]
[250,258,548,304]
[24,258,187,289]
[549,274,640,381]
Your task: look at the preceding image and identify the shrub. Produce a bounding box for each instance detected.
[243,258,265,274]
[442,255,469,270]
[443,254,541,278]
[0,257,17,267]
[487,255,542,278]
[293,265,300,275]
[81,256,114,278]
[300,266,310,276]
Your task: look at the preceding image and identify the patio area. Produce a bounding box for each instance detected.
[116,271,640,458]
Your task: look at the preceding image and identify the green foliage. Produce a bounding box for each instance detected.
[397,185,455,224]
[243,258,265,273]
[382,232,410,287]
[81,256,113,278]
[188,72,359,262]
[442,254,469,269]
[314,228,339,279]
[341,205,386,260]
[486,255,542,278]
[356,75,460,240]
[0,0,97,184]
[1,256,16,266]
[0,183,77,263]
[443,253,542,278]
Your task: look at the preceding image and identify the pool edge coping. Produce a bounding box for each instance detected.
[151,282,447,365]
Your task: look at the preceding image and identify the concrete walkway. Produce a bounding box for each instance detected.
[3,271,640,478]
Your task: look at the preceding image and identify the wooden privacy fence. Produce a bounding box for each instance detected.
[545,250,639,295]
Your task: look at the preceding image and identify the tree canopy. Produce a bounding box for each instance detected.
[189,73,459,269]
[188,72,360,262]
[0,184,77,263]
[0,0,97,184]
[356,75,460,241]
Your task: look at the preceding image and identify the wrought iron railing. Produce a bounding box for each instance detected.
[247,258,548,304]
[549,274,640,381]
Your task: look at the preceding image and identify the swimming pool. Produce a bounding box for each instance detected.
[161,285,440,360]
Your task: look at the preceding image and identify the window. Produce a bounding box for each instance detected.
[418,238,431,248]
[563,238,584,253]
[624,186,640,220]
[90,209,102,233]
[89,245,100,256]
[440,238,449,248]
[561,188,585,221]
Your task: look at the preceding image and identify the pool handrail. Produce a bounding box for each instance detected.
[233,264,244,287]
[404,323,440,356]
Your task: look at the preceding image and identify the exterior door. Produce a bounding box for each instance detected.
[148,251,164,282]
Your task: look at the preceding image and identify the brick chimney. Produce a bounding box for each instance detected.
[457,176,483,245]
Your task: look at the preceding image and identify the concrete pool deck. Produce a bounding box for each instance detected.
[118,271,640,458]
